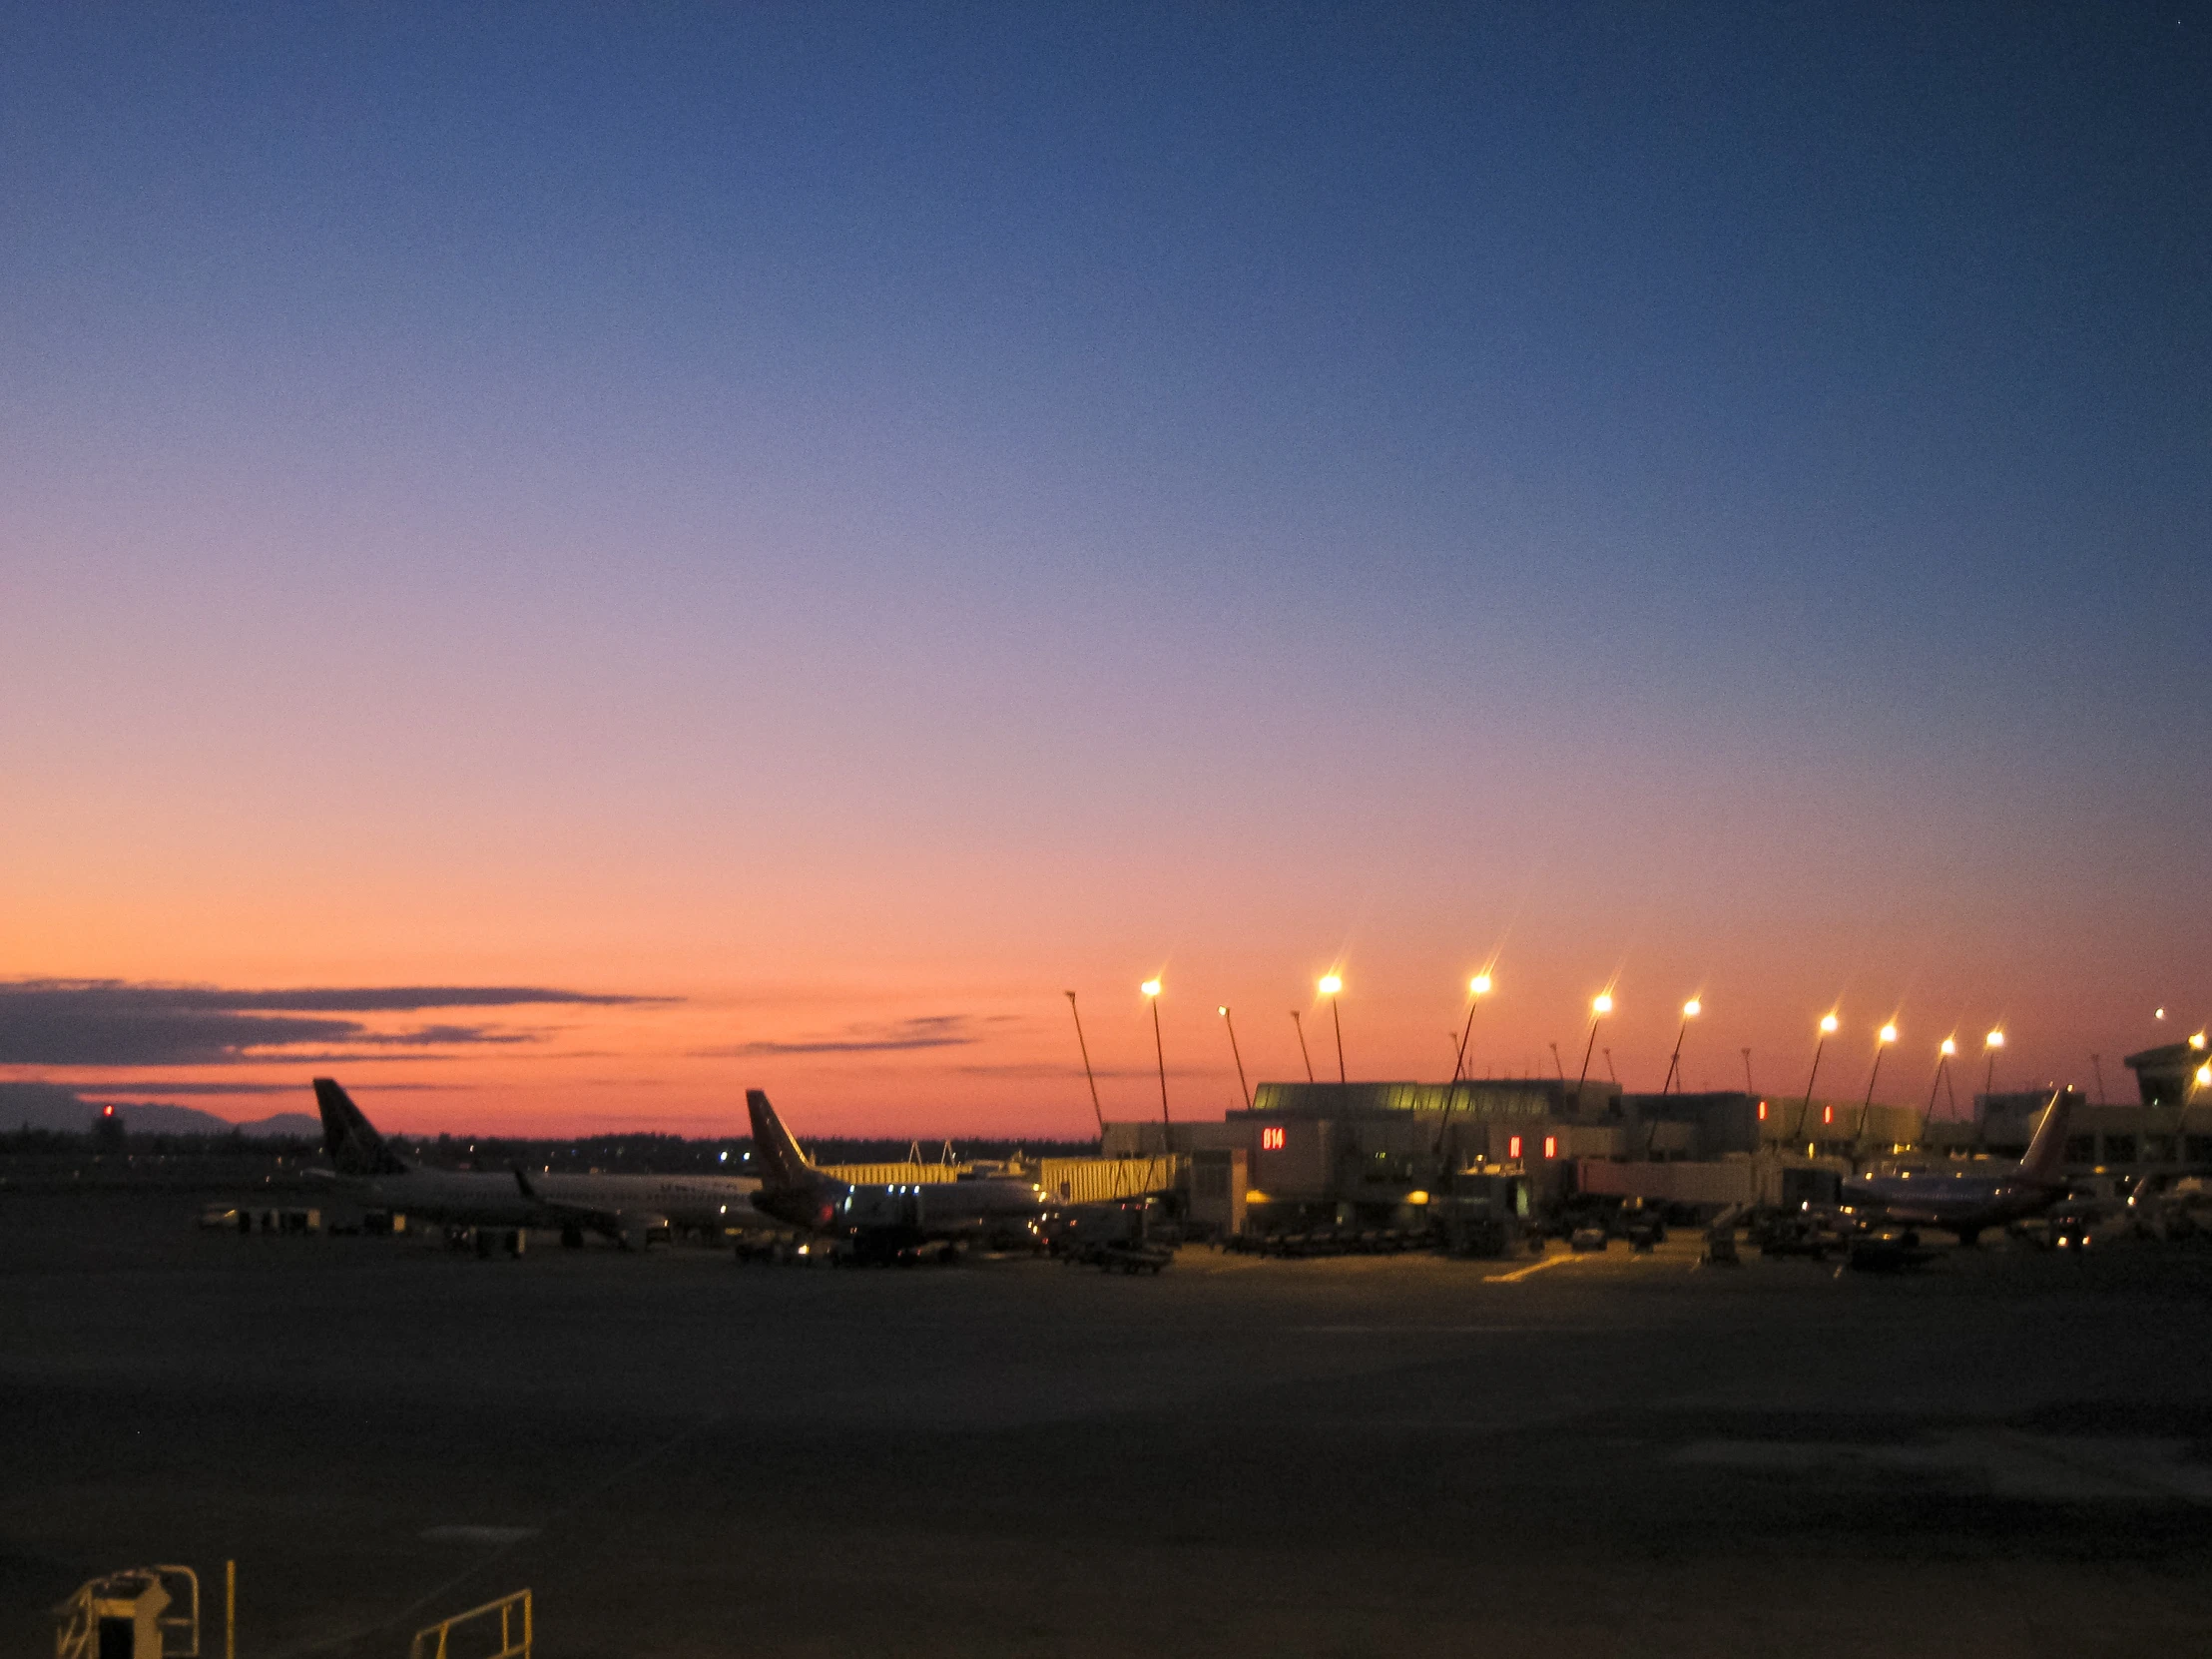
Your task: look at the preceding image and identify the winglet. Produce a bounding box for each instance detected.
[746,1090,816,1192]
[313,1078,409,1177]
[513,1166,541,1202]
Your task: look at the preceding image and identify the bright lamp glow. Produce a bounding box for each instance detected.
[1140,979,1161,997]
[1683,998,1701,1018]
[1217,1005,1227,1016]
[1820,1013,1840,1034]
[1592,994,1613,1015]
[1940,1037,1956,1056]
[2192,1031,2207,1050]
[1985,1029,2004,1048]
[2198,1064,2211,1087]
[1470,973,1492,996]
[1879,1024,1898,1044]
[1319,974,1342,995]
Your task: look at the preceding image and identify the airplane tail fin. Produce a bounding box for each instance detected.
[313,1078,409,1177]
[746,1090,817,1191]
[2017,1088,2074,1183]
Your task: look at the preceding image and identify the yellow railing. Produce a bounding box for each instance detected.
[54,1566,199,1659]
[407,1591,530,1659]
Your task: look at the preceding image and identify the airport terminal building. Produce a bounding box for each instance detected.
[1103,1051,2212,1235]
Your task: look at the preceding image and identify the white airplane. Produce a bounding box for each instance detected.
[1841,1089,2074,1245]
[747,1089,1048,1260]
[313,1078,759,1248]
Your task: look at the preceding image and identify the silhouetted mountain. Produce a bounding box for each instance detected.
[0,1083,317,1138]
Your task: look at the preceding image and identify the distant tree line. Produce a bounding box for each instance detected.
[2,1124,1102,1170]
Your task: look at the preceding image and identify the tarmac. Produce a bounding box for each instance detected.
[7,1189,2212,1659]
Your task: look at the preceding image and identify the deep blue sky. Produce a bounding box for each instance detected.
[3,3,2205,1126]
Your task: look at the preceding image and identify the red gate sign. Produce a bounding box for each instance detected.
[1260,1125,1286,1151]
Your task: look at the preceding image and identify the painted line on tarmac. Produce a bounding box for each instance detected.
[419,1526,539,1546]
[1672,1433,2212,1504]
[1482,1253,1587,1284]
[269,1407,733,1659]
[1293,1323,1651,1337]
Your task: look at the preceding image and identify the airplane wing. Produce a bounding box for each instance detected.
[512,1169,668,1246]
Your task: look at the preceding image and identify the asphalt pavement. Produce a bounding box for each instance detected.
[7,1191,2210,1659]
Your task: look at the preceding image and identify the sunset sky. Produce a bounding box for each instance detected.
[4,6,2205,1136]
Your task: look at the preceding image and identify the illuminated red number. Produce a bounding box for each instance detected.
[1542,1135,1557,1160]
[1260,1126,1286,1151]
[1507,1135,1521,1159]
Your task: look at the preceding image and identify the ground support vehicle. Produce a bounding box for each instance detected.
[1094,1241,1174,1275]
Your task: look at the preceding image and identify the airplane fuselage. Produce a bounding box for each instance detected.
[1841,1168,2064,1239]
[328,1167,539,1230]
[751,1174,1047,1247]
[327,1167,758,1233]
[535,1170,760,1232]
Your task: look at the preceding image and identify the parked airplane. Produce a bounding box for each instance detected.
[313,1078,759,1248]
[513,1163,762,1249]
[746,1089,1048,1260]
[1841,1088,2074,1244]
[314,1078,536,1231]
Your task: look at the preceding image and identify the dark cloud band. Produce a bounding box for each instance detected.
[0,979,667,1066]
[701,1014,979,1057]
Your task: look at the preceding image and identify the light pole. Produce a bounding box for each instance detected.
[1290,1010,1315,1082]
[1064,990,1105,1137]
[1921,1036,1955,1147]
[1142,979,1170,1136]
[1854,1022,1898,1152]
[1792,1013,1841,1141]
[1448,973,1492,1085]
[1319,974,1346,1084]
[1574,993,1612,1092]
[1434,974,1492,1161]
[2089,1052,2107,1109]
[1659,999,1701,1096]
[1741,1047,1754,1094]
[1982,1029,2004,1101]
[1219,1006,1251,1111]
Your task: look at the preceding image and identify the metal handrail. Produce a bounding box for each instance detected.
[407,1590,530,1659]
[55,1567,199,1659]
